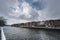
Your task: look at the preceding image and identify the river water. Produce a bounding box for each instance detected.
[2,26,60,40]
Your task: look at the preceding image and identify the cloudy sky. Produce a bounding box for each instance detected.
[0,0,60,25]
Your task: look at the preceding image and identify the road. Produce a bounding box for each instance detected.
[1,26,60,40]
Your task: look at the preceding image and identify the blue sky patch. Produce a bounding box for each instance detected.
[32,1,44,10]
[25,0,45,10]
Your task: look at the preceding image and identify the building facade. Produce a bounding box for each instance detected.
[45,20,60,27]
[11,19,60,27]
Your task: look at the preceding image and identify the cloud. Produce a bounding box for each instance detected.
[42,0,60,20]
[8,1,39,21]
[32,0,60,20]
[0,0,60,24]
[7,18,29,25]
[0,0,40,24]
[0,0,19,17]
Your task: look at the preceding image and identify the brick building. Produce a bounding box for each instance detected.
[45,20,60,27]
[11,19,60,27]
[19,21,39,27]
[11,21,39,27]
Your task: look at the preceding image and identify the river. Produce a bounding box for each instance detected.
[1,26,60,40]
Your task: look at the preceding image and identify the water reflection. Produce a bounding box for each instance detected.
[3,26,60,40]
